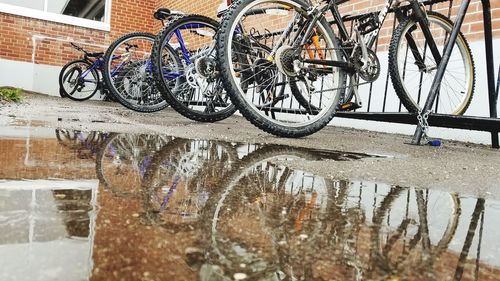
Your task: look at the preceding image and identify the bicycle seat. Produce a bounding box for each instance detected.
[87,52,104,58]
[153,8,184,20]
[154,8,171,20]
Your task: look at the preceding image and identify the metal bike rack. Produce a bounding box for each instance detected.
[334,0,500,148]
[409,0,499,148]
[251,0,499,147]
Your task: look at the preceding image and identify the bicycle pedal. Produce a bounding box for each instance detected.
[337,102,362,111]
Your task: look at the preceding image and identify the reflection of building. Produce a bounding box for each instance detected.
[0,180,98,281]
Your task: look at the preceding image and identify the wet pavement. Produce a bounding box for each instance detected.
[0,126,499,281]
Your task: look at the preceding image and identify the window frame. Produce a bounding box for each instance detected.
[0,0,112,31]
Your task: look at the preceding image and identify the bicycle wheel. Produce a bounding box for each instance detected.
[152,15,237,122]
[152,15,236,122]
[388,11,475,115]
[217,0,347,138]
[59,60,99,101]
[103,32,168,113]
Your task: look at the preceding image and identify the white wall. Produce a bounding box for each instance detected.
[0,58,73,97]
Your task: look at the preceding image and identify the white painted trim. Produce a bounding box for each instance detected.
[0,1,111,32]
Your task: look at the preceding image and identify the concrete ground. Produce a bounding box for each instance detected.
[1,93,499,199]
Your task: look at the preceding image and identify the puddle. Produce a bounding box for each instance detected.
[0,128,499,280]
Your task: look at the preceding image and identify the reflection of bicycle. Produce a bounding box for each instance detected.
[217,0,475,137]
[205,146,372,280]
[140,138,238,227]
[58,43,114,101]
[55,129,109,159]
[95,133,171,196]
[200,146,464,280]
[369,186,461,280]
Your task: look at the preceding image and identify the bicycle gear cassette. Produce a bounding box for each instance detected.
[353,48,380,82]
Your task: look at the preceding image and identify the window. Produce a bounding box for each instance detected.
[0,0,111,31]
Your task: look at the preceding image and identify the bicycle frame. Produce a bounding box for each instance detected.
[161,22,220,80]
[80,57,102,83]
[300,0,442,72]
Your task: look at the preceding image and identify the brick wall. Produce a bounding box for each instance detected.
[156,0,500,51]
[0,138,96,180]
[336,0,500,50]
[0,0,498,72]
[155,0,221,18]
[0,0,157,67]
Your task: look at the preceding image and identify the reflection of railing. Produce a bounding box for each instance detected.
[201,146,491,280]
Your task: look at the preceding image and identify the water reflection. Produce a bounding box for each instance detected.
[0,180,98,281]
[0,129,498,280]
[55,129,109,160]
[89,132,499,281]
[200,150,486,281]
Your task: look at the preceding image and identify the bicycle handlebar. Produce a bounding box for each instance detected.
[70,42,91,56]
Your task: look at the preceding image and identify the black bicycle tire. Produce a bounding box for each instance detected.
[58,59,99,101]
[103,32,168,113]
[152,15,237,122]
[216,0,347,138]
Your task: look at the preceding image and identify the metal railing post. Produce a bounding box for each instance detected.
[481,0,499,148]
[411,0,471,144]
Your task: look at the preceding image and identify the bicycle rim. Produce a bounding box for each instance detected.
[392,13,474,115]
[105,34,167,112]
[61,60,98,100]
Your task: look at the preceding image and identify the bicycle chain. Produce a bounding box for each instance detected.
[417,109,432,142]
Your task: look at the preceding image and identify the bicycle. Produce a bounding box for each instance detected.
[216,0,475,137]
[151,11,237,122]
[102,8,181,113]
[59,43,115,101]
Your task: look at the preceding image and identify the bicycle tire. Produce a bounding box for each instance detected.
[103,32,168,113]
[59,59,99,101]
[217,0,347,138]
[388,11,475,115]
[152,15,237,122]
